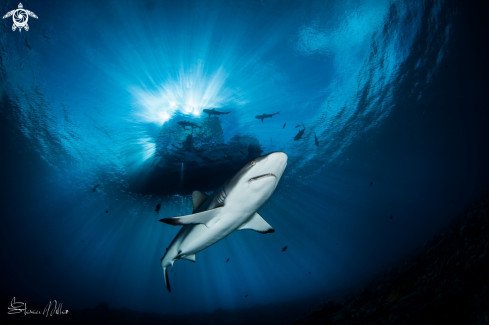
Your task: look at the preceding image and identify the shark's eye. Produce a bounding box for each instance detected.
[250,160,256,166]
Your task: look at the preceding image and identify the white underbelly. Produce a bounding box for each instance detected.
[178,213,248,254]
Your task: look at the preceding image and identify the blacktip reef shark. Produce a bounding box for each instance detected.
[159,151,288,292]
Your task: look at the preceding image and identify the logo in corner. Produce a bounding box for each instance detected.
[2,3,38,32]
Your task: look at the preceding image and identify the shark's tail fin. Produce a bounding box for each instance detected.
[163,266,171,293]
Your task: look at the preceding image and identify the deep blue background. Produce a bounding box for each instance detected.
[1,0,488,316]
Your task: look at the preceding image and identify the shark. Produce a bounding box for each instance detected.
[255,111,280,122]
[203,108,231,118]
[159,151,288,292]
[177,121,201,130]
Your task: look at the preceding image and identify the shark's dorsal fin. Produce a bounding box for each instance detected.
[180,254,196,263]
[192,191,209,213]
[237,212,275,234]
[159,207,223,228]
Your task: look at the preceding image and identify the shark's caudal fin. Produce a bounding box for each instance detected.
[237,212,275,234]
[163,266,171,293]
[159,207,224,228]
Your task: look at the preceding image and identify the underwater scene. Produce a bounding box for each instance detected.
[1,0,488,324]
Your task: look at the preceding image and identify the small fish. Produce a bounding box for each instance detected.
[105,210,108,213]
[245,294,248,298]
[390,215,393,220]
[155,203,161,213]
[313,131,319,147]
[25,38,32,50]
[370,182,373,186]
[283,123,286,129]
[240,150,245,155]
[282,246,287,252]
[295,125,301,128]
[293,123,305,141]
[226,258,229,263]
[91,184,99,192]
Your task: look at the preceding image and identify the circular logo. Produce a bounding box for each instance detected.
[13,9,28,28]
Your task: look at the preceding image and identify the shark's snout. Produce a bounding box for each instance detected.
[247,152,287,190]
[258,151,287,180]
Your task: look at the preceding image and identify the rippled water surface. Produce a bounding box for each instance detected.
[1,0,488,316]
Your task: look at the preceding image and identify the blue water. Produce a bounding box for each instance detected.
[1,0,488,316]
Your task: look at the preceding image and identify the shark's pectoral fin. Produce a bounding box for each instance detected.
[237,212,275,234]
[192,190,209,213]
[159,207,223,228]
[180,254,196,263]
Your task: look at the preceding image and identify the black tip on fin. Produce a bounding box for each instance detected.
[159,217,182,226]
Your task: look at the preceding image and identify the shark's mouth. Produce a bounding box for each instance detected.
[248,173,276,182]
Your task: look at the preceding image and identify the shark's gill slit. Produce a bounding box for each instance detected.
[216,188,226,204]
